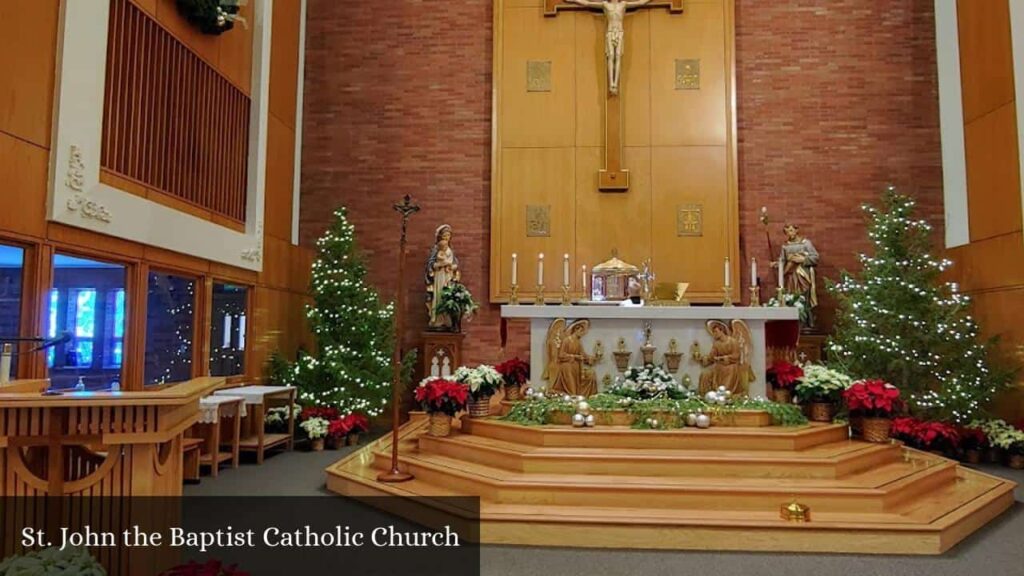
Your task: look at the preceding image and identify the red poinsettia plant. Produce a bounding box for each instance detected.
[891,417,920,444]
[842,379,902,417]
[913,420,960,451]
[766,361,804,391]
[414,378,469,416]
[301,406,340,422]
[495,357,530,387]
[327,412,371,439]
[957,426,988,451]
[160,560,249,576]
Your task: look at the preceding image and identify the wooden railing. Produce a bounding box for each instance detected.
[101,0,250,223]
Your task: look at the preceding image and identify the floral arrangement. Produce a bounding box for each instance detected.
[766,361,804,391]
[891,417,919,444]
[436,282,478,331]
[766,293,811,326]
[890,417,959,451]
[160,559,249,576]
[794,364,852,403]
[327,413,370,439]
[415,377,469,416]
[609,364,689,400]
[175,0,248,36]
[299,417,330,439]
[495,357,530,387]
[453,365,504,399]
[957,426,988,451]
[986,424,1024,453]
[300,406,340,422]
[265,404,302,428]
[0,547,105,575]
[842,379,901,417]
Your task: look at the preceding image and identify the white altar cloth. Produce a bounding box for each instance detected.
[199,395,247,424]
[501,305,799,398]
[213,385,296,406]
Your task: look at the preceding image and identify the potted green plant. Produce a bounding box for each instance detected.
[0,547,106,575]
[794,364,852,422]
[435,282,478,333]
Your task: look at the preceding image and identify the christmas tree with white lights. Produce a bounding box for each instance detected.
[284,208,397,417]
[828,187,1011,423]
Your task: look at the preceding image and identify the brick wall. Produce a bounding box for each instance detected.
[300,0,944,364]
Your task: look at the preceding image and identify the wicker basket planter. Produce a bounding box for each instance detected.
[773,389,792,405]
[808,402,835,423]
[309,438,325,452]
[503,384,522,402]
[467,396,492,418]
[862,417,892,443]
[428,413,452,437]
[1009,454,1024,470]
[963,449,983,465]
[986,446,1005,464]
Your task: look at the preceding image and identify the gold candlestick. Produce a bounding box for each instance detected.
[749,285,761,307]
[776,287,786,306]
[560,284,572,305]
[535,284,546,305]
[722,286,733,307]
[509,283,520,305]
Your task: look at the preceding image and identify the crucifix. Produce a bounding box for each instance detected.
[545,0,683,191]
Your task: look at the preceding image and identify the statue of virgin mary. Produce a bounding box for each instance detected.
[425,224,460,329]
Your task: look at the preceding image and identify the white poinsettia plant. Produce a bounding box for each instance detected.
[973,419,1024,452]
[300,416,330,439]
[611,364,690,400]
[794,363,852,403]
[453,365,504,399]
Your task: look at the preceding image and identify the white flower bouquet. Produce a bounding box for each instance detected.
[610,364,690,400]
[794,364,852,403]
[299,416,330,439]
[453,365,504,399]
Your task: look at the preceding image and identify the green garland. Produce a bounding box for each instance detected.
[501,393,808,429]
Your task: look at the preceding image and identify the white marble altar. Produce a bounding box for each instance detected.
[501,305,800,398]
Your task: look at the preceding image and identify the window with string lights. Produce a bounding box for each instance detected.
[144,272,197,386]
[209,282,249,377]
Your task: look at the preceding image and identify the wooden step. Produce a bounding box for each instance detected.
[460,418,850,451]
[326,436,1018,554]
[371,447,960,514]
[418,432,902,479]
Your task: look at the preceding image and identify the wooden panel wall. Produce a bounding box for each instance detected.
[0,0,311,389]
[491,0,738,302]
[102,0,251,223]
[946,0,1024,421]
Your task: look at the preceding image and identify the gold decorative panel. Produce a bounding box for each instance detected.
[677,203,703,236]
[490,0,738,303]
[675,59,700,90]
[527,61,552,92]
[526,205,551,237]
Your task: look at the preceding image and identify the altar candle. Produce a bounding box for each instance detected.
[563,254,570,287]
[538,253,545,285]
[582,265,588,295]
[724,257,731,288]
[778,255,784,289]
[751,257,758,285]
[511,253,518,285]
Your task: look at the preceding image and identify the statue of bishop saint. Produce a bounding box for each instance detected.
[566,0,652,96]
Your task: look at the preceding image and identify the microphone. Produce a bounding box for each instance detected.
[30,331,73,353]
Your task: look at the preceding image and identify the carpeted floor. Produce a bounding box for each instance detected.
[186,435,1024,576]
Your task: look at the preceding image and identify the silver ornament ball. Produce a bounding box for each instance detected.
[576,401,591,416]
[696,414,712,429]
[584,414,596,427]
[572,413,586,427]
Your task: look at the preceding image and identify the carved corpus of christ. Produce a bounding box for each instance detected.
[566,0,652,96]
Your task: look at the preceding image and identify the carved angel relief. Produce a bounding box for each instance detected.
[543,318,597,398]
[691,319,755,395]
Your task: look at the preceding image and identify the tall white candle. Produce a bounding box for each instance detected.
[778,255,784,289]
[724,257,731,288]
[563,254,570,287]
[582,265,588,295]
[511,253,518,286]
[751,257,757,285]
[538,253,545,286]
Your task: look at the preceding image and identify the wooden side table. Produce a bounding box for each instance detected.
[194,395,245,477]
[214,386,296,464]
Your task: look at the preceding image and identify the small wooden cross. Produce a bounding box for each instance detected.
[393,194,421,245]
[544,0,684,192]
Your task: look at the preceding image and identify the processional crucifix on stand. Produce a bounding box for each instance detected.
[545,0,683,191]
